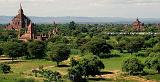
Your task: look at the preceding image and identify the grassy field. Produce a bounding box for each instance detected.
[0,55,160,82]
[9,60,54,73]
[102,57,123,71]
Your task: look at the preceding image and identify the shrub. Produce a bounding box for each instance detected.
[0,64,11,74]
[145,56,160,74]
[122,57,144,75]
[38,69,62,82]
[134,52,149,57]
[148,52,160,57]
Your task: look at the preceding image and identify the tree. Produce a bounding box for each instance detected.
[2,42,27,61]
[76,38,89,47]
[47,35,69,44]
[125,37,144,53]
[48,44,70,66]
[68,65,84,82]
[27,41,46,59]
[145,53,160,73]
[122,57,144,75]
[84,39,113,57]
[69,21,76,30]
[69,55,104,81]
[144,38,158,48]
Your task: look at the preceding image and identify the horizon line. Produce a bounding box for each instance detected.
[1,15,160,19]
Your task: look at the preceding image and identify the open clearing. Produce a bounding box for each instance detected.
[0,55,160,82]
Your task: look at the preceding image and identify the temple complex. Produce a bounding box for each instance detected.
[5,4,34,41]
[48,21,60,38]
[132,18,144,31]
[5,4,59,42]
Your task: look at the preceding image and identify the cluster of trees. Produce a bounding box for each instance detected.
[0,41,46,60]
[122,54,160,75]
[1,21,160,82]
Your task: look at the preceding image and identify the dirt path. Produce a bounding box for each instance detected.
[97,70,157,82]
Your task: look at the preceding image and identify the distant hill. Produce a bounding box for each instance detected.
[0,16,160,24]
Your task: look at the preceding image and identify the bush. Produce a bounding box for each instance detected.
[38,69,62,82]
[0,64,11,74]
[145,56,160,74]
[122,57,144,75]
[148,52,160,57]
[134,52,149,57]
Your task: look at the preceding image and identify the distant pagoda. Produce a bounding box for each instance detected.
[132,18,144,31]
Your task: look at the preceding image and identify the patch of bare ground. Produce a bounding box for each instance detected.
[97,70,157,82]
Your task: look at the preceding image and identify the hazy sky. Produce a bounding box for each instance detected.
[0,0,160,18]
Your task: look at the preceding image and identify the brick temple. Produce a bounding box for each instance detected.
[6,4,31,31]
[5,4,59,42]
[132,18,144,31]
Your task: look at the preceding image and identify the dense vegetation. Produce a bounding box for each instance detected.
[0,22,160,82]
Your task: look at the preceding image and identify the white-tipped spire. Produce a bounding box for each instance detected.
[18,3,23,14]
[20,3,22,9]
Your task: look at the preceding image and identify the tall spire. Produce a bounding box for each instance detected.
[136,17,139,21]
[18,3,23,14]
[20,3,22,9]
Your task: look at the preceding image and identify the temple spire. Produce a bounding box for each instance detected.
[20,3,22,9]
[18,3,23,14]
[136,17,138,20]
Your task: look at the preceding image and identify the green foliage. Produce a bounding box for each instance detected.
[148,52,160,57]
[47,35,69,44]
[38,69,62,82]
[0,29,17,41]
[1,41,27,60]
[122,57,144,75]
[69,21,76,30]
[0,64,11,74]
[145,74,160,81]
[83,39,113,57]
[0,47,3,55]
[134,52,149,57]
[69,55,104,82]
[47,43,71,66]
[125,37,144,53]
[152,43,160,52]
[144,38,158,48]
[27,41,46,59]
[145,54,160,73]
[76,38,90,47]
